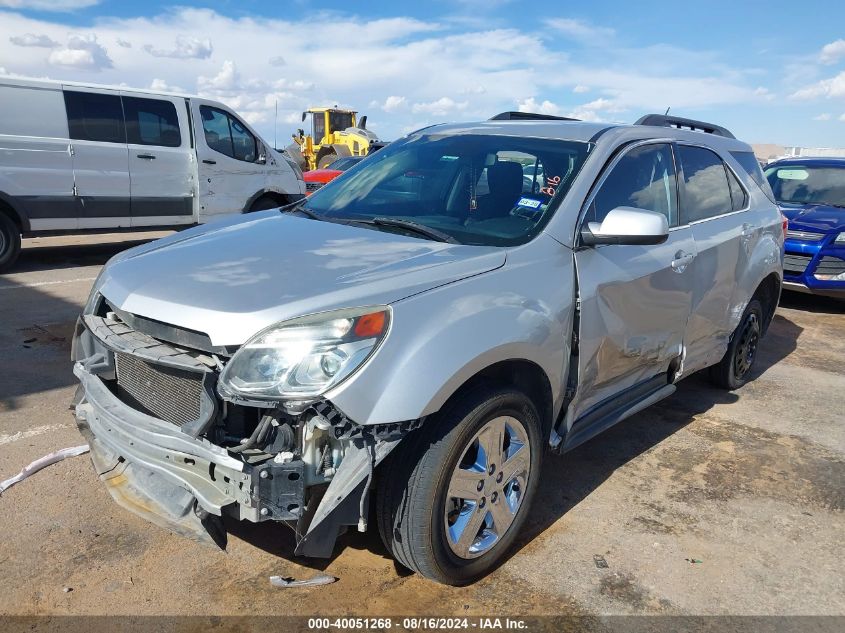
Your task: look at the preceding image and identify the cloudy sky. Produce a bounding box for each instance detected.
[1,0,844,147]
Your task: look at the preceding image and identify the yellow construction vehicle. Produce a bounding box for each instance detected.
[288,107,382,171]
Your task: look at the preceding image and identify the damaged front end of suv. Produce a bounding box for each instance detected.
[72,295,413,557]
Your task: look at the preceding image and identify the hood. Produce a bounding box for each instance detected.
[98,212,505,347]
[304,169,342,183]
[780,202,845,234]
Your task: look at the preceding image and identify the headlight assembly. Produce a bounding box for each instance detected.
[218,306,390,401]
[835,232,845,244]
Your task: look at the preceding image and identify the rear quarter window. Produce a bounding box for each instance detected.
[731,151,776,203]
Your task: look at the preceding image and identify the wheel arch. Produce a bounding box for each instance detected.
[751,271,782,334]
[0,192,30,232]
[242,189,300,212]
[427,358,555,441]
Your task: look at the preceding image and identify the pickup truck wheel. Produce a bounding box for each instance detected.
[708,299,763,390]
[376,386,542,585]
[0,212,22,272]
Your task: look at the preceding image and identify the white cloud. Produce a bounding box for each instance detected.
[545,18,614,41]
[820,39,845,65]
[144,36,212,60]
[47,34,111,70]
[116,38,131,48]
[198,59,239,91]
[566,97,624,122]
[380,95,407,112]
[0,7,784,141]
[411,97,468,116]
[573,84,590,93]
[149,78,184,93]
[814,113,831,121]
[9,32,58,47]
[754,86,775,101]
[517,97,560,115]
[791,71,845,100]
[269,55,286,67]
[840,113,845,122]
[0,0,100,10]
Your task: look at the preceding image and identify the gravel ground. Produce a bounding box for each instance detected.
[0,232,842,619]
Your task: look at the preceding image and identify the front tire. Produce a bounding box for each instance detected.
[376,386,543,585]
[0,212,22,272]
[708,298,763,390]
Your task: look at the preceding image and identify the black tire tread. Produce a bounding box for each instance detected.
[376,384,539,584]
[708,298,763,390]
[0,212,21,272]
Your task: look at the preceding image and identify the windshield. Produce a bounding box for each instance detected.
[300,133,591,246]
[765,163,845,207]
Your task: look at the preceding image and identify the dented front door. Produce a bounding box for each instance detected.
[570,228,696,419]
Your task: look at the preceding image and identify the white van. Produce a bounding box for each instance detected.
[0,76,305,270]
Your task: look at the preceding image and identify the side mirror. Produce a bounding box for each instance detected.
[580,207,669,246]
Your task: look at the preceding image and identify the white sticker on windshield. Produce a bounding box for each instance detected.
[777,169,809,181]
[517,197,542,209]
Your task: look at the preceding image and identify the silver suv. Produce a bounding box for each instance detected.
[72,112,784,585]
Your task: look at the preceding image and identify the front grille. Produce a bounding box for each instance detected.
[815,256,845,276]
[783,253,813,275]
[115,352,204,426]
[305,182,323,193]
[786,229,825,242]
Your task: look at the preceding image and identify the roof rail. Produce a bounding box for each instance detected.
[490,111,580,122]
[634,114,735,139]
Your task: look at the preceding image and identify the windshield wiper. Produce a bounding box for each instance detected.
[281,202,323,221]
[367,217,460,244]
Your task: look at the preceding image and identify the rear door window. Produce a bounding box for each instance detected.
[677,145,733,223]
[726,167,748,211]
[64,90,125,144]
[587,143,679,227]
[123,96,181,147]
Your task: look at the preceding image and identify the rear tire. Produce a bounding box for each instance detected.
[708,299,763,390]
[0,212,21,273]
[376,385,542,585]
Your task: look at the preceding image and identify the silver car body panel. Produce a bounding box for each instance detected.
[94,210,506,347]
[74,117,784,555]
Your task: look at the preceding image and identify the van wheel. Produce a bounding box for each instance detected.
[247,195,281,212]
[708,299,763,390]
[0,213,22,272]
[376,386,542,585]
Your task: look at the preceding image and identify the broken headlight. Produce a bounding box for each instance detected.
[218,306,390,401]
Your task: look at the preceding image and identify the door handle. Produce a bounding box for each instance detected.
[671,250,695,273]
[137,153,156,160]
[202,159,216,165]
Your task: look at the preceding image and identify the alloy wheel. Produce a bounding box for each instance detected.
[444,415,531,559]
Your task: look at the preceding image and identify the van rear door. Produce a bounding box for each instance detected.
[62,87,131,228]
[121,92,195,227]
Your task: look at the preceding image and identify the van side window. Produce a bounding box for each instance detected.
[64,90,125,144]
[677,146,733,223]
[588,143,678,227]
[726,167,748,211]
[200,106,257,162]
[123,97,181,147]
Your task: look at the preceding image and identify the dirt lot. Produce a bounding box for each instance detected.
[0,233,843,619]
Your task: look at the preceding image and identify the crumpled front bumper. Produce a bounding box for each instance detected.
[73,364,256,546]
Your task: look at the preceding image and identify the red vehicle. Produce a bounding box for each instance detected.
[303,156,364,194]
